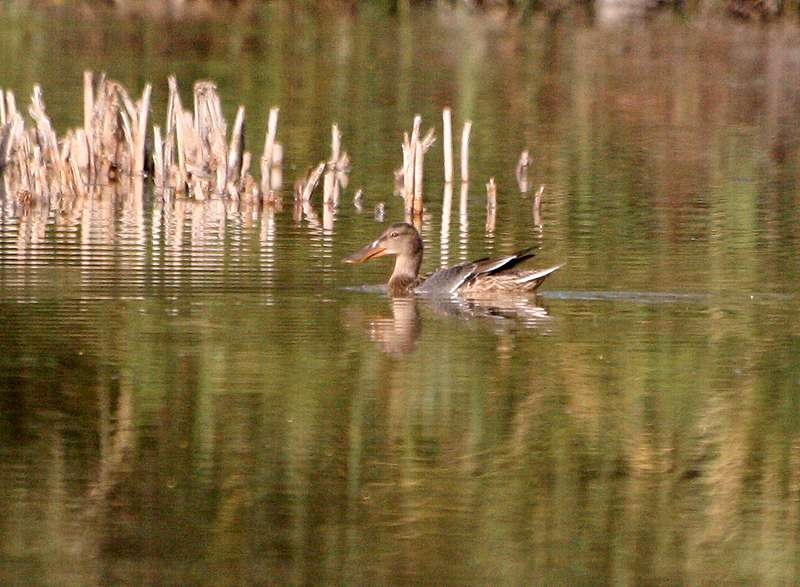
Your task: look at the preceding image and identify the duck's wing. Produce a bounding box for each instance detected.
[416,248,538,295]
[473,248,537,275]
[415,263,478,294]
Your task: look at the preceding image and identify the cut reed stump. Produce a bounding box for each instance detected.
[0,73,152,202]
[1,71,547,239]
[295,123,349,212]
[152,76,268,202]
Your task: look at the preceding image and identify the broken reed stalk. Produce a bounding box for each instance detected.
[533,184,544,226]
[6,89,17,118]
[228,105,245,185]
[403,115,422,215]
[324,123,341,206]
[29,85,59,171]
[260,106,279,194]
[133,83,152,176]
[240,152,252,186]
[167,76,188,190]
[443,107,453,183]
[268,144,283,193]
[301,162,326,202]
[412,136,423,216]
[194,80,228,194]
[153,126,164,188]
[83,72,93,137]
[485,177,497,234]
[83,72,95,180]
[460,120,472,183]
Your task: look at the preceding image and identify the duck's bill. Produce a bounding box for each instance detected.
[343,242,387,264]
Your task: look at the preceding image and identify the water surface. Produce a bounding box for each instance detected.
[1,6,800,585]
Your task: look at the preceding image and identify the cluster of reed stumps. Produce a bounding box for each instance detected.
[0,72,543,227]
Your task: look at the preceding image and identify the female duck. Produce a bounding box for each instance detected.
[344,222,562,297]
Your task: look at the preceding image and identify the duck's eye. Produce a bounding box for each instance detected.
[390,231,399,239]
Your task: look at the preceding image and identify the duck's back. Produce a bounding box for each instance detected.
[415,249,539,295]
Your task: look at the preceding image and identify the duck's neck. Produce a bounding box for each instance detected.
[388,252,422,296]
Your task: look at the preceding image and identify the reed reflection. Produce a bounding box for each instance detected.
[440,183,453,269]
[13,197,50,249]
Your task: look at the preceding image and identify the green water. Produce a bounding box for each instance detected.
[1,5,799,585]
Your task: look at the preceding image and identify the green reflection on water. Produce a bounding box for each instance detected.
[1,5,800,585]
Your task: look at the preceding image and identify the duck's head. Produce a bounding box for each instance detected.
[343,222,423,266]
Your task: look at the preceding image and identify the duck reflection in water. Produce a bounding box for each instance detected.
[355,297,422,356]
[345,295,553,357]
[344,222,563,297]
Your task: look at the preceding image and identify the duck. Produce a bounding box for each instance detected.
[344,222,563,297]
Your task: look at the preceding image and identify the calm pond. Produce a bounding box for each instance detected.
[1,5,800,585]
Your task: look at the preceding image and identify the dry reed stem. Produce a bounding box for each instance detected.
[301,162,326,202]
[134,84,152,176]
[82,72,95,181]
[240,151,251,186]
[412,138,424,216]
[168,76,188,188]
[153,126,164,188]
[69,155,86,199]
[193,81,228,195]
[260,106,279,194]
[0,88,6,126]
[402,115,422,213]
[29,86,59,169]
[6,90,17,119]
[324,124,341,206]
[400,116,435,219]
[228,105,245,184]
[420,127,435,152]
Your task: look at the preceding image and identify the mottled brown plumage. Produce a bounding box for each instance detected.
[344,222,563,297]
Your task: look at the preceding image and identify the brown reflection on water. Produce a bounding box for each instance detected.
[345,297,422,356]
